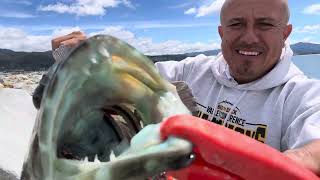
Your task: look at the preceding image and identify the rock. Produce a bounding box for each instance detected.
[0,71,44,94]
[13,82,24,89]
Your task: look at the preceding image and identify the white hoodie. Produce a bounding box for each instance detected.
[155,44,320,151]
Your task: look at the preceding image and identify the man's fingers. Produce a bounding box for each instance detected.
[284,140,320,176]
[60,37,86,48]
[51,31,87,50]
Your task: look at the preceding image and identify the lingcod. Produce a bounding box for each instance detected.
[21,35,194,180]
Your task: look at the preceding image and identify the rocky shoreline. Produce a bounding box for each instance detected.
[0,71,45,95]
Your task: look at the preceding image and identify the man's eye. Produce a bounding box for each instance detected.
[260,23,273,26]
[231,23,241,26]
[258,23,275,29]
[228,23,242,27]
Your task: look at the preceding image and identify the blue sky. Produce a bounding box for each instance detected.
[0,0,319,55]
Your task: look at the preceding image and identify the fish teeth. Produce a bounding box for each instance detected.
[84,156,89,163]
[109,150,116,162]
[89,154,102,165]
[140,121,144,128]
[94,154,100,163]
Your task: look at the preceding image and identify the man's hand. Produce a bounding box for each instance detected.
[284,140,320,176]
[51,31,87,50]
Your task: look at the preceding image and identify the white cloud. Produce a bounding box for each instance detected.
[0,12,36,18]
[122,0,135,9]
[0,26,87,52]
[169,2,194,9]
[18,0,32,6]
[184,8,196,15]
[185,0,225,17]
[0,27,51,52]
[52,27,82,37]
[303,4,320,15]
[2,0,32,6]
[295,25,320,34]
[89,26,135,40]
[134,22,213,29]
[0,26,220,55]
[89,26,220,55]
[38,0,133,16]
[138,40,220,55]
[291,37,320,44]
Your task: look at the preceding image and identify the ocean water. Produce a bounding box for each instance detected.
[292,54,320,79]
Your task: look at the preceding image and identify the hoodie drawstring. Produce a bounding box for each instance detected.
[211,84,224,120]
[225,91,247,122]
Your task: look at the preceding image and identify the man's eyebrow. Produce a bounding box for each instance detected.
[227,17,245,23]
[256,17,276,22]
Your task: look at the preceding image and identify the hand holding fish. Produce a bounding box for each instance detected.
[51,31,87,51]
[51,31,87,63]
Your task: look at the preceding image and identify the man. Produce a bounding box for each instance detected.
[37,0,320,175]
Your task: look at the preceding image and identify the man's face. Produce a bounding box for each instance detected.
[218,0,292,84]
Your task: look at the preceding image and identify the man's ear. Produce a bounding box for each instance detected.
[283,24,292,41]
[218,26,223,38]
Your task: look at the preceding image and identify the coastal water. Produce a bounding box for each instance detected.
[292,54,320,79]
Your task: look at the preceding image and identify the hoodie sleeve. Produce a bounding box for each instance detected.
[154,56,205,82]
[281,78,320,151]
[155,61,187,82]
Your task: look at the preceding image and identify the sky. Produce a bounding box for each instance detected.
[0,0,319,55]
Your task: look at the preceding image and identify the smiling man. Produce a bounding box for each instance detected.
[34,0,320,176]
[219,0,292,84]
[156,0,320,175]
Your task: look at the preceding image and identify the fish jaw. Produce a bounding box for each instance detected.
[22,35,191,180]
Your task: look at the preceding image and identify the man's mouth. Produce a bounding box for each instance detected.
[237,50,262,56]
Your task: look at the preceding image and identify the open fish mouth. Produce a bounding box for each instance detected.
[21,35,192,180]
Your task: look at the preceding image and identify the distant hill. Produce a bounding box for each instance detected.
[137,43,320,62]
[0,50,54,71]
[291,42,320,55]
[0,42,319,71]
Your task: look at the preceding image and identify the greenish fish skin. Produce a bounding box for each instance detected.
[21,35,192,180]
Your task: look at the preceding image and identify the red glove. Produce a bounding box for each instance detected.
[160,114,319,180]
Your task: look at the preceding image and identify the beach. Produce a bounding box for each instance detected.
[0,71,44,95]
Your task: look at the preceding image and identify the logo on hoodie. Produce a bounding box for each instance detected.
[196,100,268,143]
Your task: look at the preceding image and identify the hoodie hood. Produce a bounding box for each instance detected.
[211,43,304,91]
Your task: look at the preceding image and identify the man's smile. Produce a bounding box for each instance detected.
[237,50,262,56]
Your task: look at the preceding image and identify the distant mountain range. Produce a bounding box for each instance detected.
[0,42,320,72]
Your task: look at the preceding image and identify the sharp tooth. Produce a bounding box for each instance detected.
[84,156,89,162]
[94,154,100,163]
[109,150,116,162]
[140,121,144,128]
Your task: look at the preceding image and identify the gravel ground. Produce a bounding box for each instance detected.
[0,71,45,95]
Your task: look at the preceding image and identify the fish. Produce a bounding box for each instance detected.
[20,35,193,180]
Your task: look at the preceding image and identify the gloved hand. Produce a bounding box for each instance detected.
[160,114,319,180]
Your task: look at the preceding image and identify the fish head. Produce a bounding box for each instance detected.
[21,35,191,180]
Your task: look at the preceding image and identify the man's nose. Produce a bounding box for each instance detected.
[240,26,259,44]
